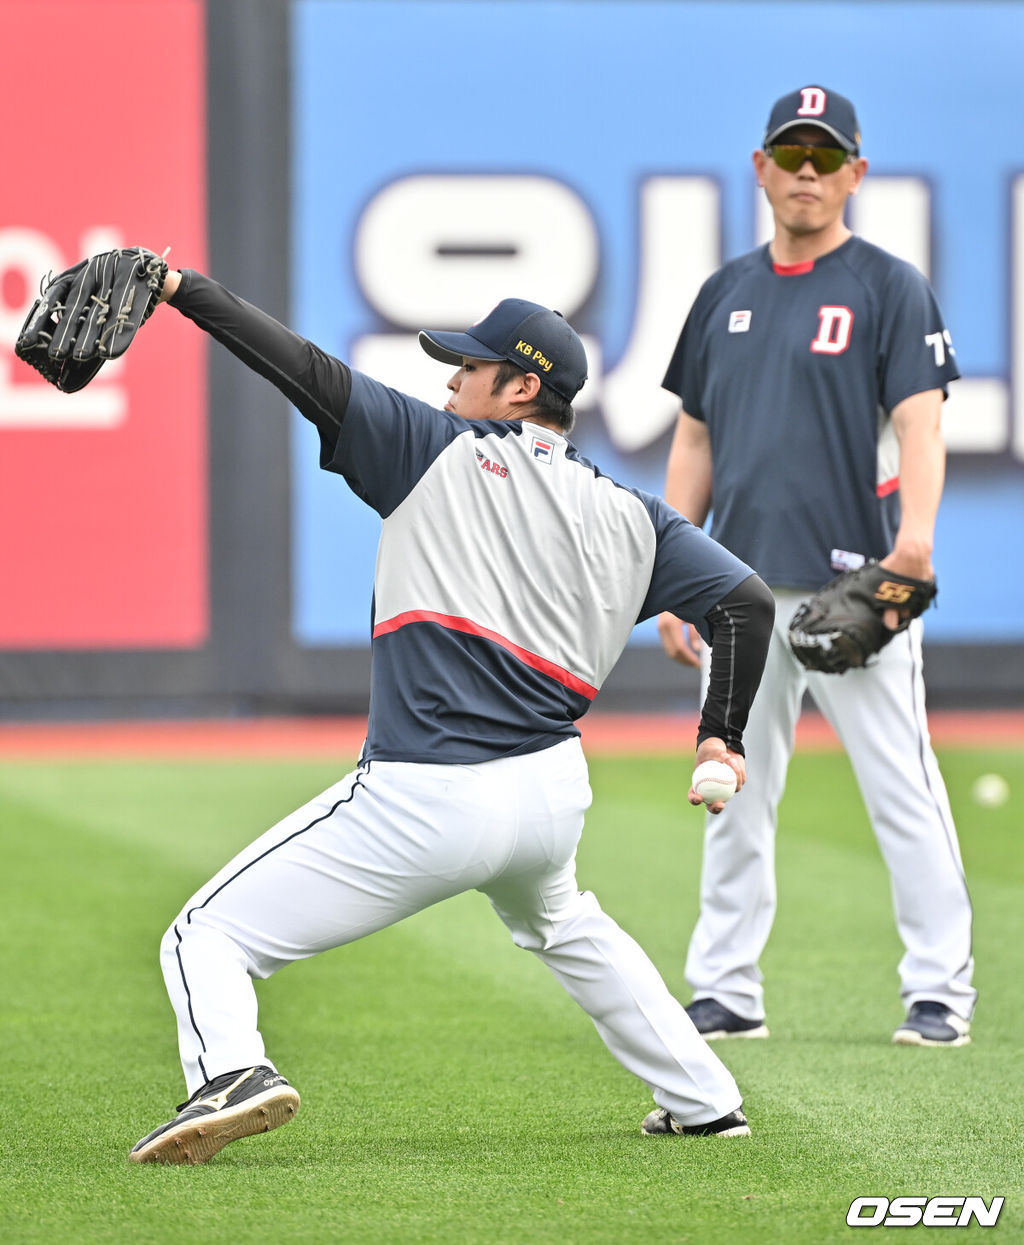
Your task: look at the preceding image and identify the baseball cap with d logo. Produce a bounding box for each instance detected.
[764,85,861,155]
[419,298,588,401]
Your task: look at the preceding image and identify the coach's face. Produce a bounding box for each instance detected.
[444,358,540,421]
[753,125,867,239]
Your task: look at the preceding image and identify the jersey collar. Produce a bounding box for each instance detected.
[772,257,816,276]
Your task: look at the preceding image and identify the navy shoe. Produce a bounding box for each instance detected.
[641,1106,751,1137]
[129,1065,300,1165]
[686,997,769,1040]
[893,1001,971,1047]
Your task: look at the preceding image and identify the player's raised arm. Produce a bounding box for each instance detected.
[14,253,354,433]
[163,268,353,432]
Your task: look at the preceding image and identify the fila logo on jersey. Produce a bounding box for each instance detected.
[531,436,554,463]
[831,548,866,573]
[475,448,508,478]
[729,310,751,333]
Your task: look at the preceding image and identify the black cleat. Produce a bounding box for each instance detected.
[641,1106,751,1137]
[893,1001,971,1047]
[686,997,769,1040]
[129,1065,300,1165]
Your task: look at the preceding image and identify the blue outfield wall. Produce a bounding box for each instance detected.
[290,0,1024,649]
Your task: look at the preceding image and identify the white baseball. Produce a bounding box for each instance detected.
[692,760,738,805]
[971,773,1009,808]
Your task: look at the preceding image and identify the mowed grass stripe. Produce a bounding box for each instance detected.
[1,750,1021,1244]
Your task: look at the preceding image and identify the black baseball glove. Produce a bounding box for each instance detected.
[787,560,938,674]
[14,247,169,392]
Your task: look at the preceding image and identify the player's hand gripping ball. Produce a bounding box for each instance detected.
[691,760,738,806]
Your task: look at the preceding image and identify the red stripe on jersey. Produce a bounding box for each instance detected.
[373,611,599,700]
[876,476,899,497]
[772,259,815,276]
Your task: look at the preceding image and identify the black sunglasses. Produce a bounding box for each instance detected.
[766,144,850,175]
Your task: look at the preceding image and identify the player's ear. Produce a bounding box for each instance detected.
[509,370,542,405]
[752,149,768,187]
[847,156,869,195]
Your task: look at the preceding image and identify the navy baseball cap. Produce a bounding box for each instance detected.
[764,85,861,154]
[419,298,588,401]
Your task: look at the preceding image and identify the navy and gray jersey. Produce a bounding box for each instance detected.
[171,270,772,763]
[662,236,960,589]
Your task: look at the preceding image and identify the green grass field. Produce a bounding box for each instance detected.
[3,744,1021,1243]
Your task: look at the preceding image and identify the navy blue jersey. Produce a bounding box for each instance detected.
[170,270,769,764]
[331,372,753,760]
[662,237,960,588]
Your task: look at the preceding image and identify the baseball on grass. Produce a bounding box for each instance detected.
[971,773,1009,808]
[692,760,738,805]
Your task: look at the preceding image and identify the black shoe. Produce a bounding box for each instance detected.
[892,1001,971,1047]
[686,997,769,1040]
[641,1106,751,1137]
[129,1065,300,1165]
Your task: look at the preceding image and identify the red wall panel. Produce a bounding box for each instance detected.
[0,0,207,648]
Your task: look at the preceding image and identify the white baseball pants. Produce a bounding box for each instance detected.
[687,590,976,1022]
[160,737,742,1125]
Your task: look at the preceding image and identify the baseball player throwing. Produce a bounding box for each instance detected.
[658,85,975,1048]
[125,269,774,1163]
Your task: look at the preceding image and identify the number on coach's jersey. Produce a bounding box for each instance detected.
[925,329,955,366]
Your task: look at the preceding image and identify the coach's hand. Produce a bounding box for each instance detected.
[658,611,705,668]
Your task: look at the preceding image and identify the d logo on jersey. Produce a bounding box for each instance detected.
[810,305,853,355]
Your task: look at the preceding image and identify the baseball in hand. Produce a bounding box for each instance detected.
[692,760,738,805]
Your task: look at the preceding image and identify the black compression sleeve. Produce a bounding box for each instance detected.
[696,573,775,756]
[169,269,351,442]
